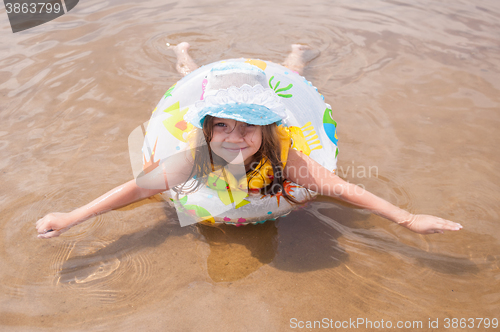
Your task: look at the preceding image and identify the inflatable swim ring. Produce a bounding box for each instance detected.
[140,59,338,226]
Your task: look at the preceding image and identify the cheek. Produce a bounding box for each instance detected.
[209,141,222,152]
[254,130,263,148]
[210,132,224,143]
[248,133,262,151]
[255,137,263,150]
[249,139,262,154]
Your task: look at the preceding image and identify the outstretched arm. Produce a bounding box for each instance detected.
[285,150,462,234]
[36,180,165,239]
[37,149,194,239]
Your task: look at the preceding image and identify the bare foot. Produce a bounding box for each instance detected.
[282,44,320,75]
[168,42,199,76]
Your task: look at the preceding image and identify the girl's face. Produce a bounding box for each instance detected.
[209,117,262,166]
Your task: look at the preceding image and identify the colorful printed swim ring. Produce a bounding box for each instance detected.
[141,59,338,226]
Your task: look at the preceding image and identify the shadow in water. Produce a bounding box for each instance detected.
[273,199,480,276]
[59,197,480,285]
[196,221,279,282]
[367,229,482,275]
[271,204,351,273]
[196,201,357,281]
[59,206,192,284]
[314,200,480,276]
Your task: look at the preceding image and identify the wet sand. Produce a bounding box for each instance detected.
[1,0,499,330]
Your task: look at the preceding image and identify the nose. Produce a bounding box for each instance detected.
[224,123,246,142]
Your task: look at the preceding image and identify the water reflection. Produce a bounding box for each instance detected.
[197,221,279,282]
[1,0,500,330]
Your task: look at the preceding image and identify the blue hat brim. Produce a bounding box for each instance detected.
[192,103,283,128]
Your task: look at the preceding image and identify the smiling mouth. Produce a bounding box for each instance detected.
[223,147,247,152]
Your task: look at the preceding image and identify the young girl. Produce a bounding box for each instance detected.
[36,43,462,238]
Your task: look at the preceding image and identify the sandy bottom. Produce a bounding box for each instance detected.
[0,0,499,330]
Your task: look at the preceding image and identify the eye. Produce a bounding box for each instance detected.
[214,122,227,127]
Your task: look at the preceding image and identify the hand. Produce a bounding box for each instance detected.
[399,214,463,234]
[36,212,77,239]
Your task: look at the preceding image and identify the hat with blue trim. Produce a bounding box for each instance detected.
[184,62,288,128]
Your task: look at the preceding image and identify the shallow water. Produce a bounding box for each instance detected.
[1,0,499,330]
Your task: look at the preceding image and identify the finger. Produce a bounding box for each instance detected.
[431,224,461,233]
[36,225,45,234]
[442,219,462,228]
[36,216,50,229]
[37,230,59,239]
[441,223,462,231]
[37,227,54,235]
[434,218,462,230]
[38,233,53,239]
[36,224,48,234]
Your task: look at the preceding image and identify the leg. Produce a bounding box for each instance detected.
[168,42,199,77]
[282,44,320,76]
